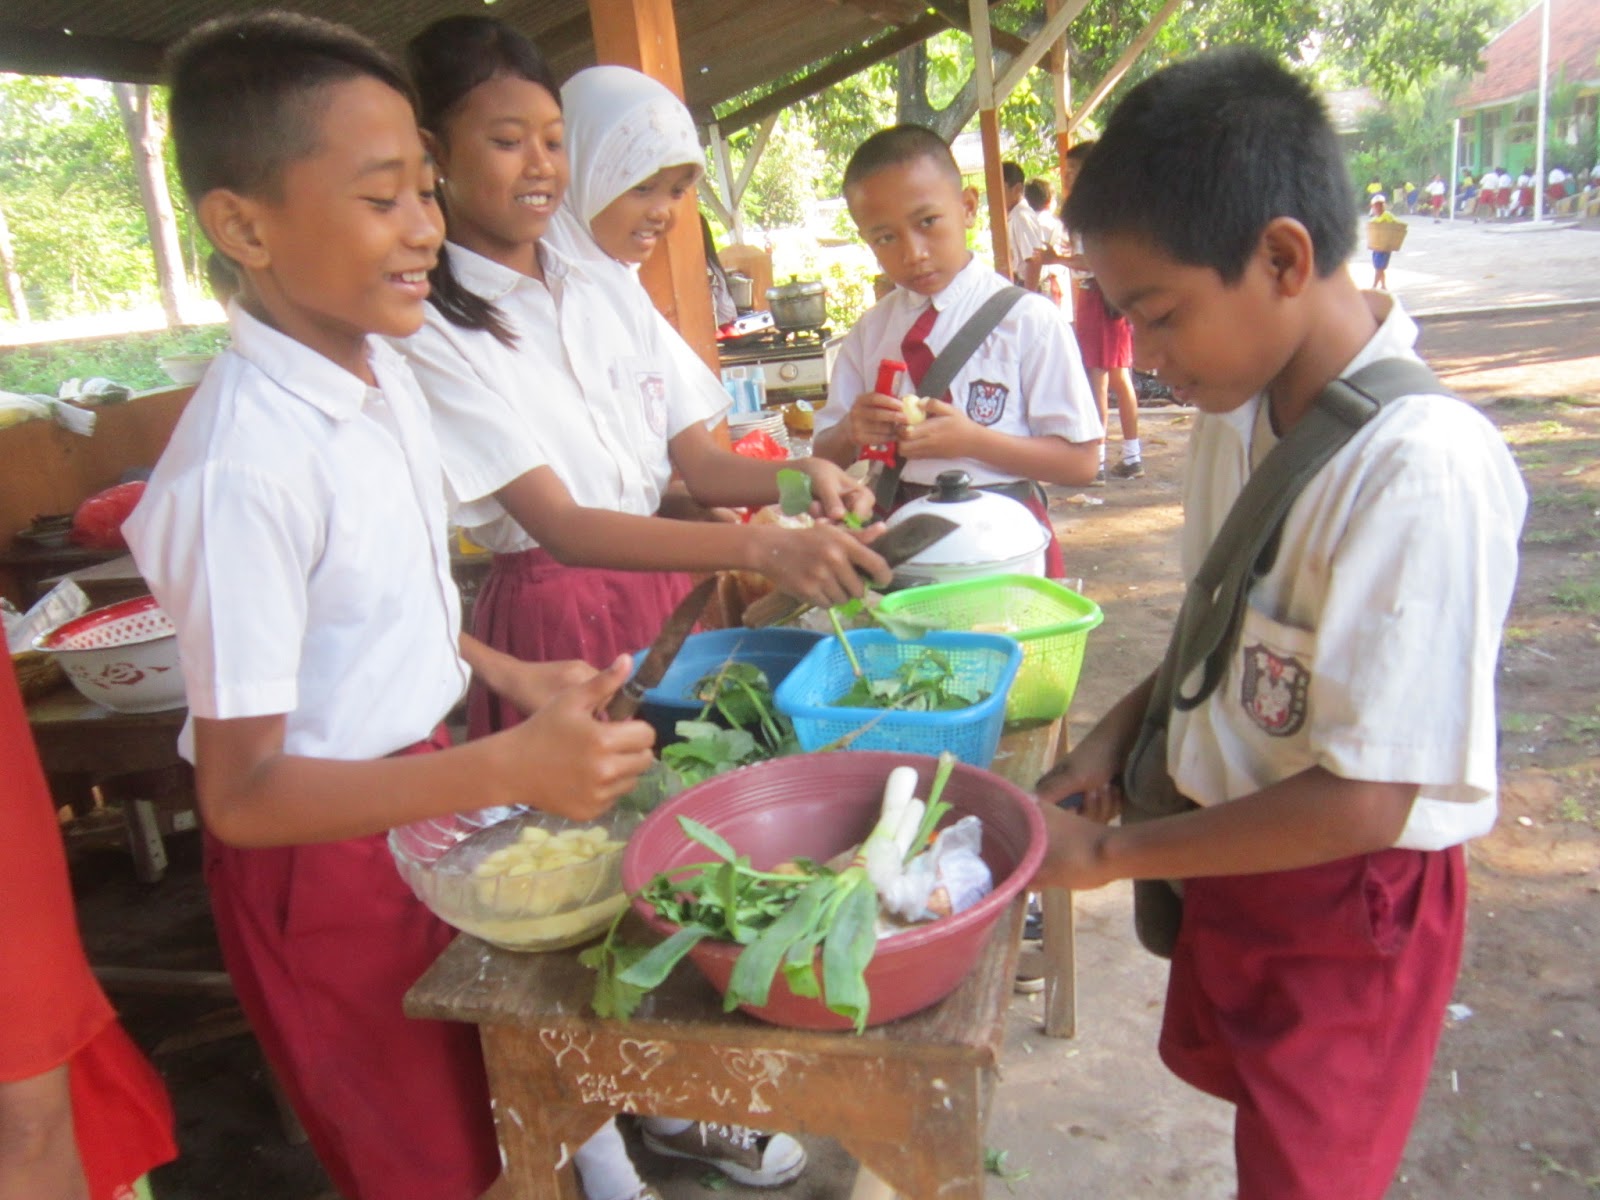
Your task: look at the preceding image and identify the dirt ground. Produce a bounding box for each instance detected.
[66,295,1600,1198]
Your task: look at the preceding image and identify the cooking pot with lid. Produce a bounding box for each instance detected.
[726,270,755,312]
[886,470,1048,587]
[766,278,827,331]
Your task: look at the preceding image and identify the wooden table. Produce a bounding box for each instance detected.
[26,686,190,882]
[406,903,1025,1200]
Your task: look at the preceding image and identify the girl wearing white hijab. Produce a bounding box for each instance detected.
[398,21,886,742]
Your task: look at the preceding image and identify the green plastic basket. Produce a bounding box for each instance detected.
[876,575,1103,723]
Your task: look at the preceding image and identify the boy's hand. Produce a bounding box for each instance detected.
[898,398,978,460]
[496,658,595,718]
[507,656,656,821]
[1033,804,1119,892]
[794,457,877,524]
[752,523,892,608]
[847,391,905,449]
[1035,742,1124,825]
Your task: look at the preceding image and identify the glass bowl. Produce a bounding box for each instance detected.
[389,805,638,952]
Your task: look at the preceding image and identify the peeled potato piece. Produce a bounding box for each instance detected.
[901,395,928,425]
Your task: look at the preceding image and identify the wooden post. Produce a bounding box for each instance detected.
[968,0,1009,277]
[587,0,719,372]
[1046,0,1073,195]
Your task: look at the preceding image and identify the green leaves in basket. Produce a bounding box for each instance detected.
[775,467,814,518]
[832,647,987,712]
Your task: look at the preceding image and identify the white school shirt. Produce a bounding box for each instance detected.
[1006,200,1046,280]
[396,240,726,554]
[1168,295,1527,851]
[819,254,1102,488]
[123,304,469,762]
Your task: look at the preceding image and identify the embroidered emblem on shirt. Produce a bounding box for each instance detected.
[1240,642,1309,736]
[966,379,1008,426]
[637,371,668,436]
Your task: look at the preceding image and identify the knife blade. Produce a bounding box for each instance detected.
[740,513,960,629]
[604,574,719,722]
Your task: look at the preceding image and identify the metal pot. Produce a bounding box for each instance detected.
[766,278,827,331]
[726,270,755,312]
[885,470,1048,587]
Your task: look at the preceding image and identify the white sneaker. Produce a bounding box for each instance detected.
[640,1122,806,1188]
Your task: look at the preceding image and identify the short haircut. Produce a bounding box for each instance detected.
[843,125,961,195]
[1002,161,1025,188]
[166,12,413,209]
[1064,47,1356,281]
[1023,178,1051,210]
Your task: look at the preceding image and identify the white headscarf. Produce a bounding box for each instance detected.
[555,66,703,239]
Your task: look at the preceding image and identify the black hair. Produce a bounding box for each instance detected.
[1002,161,1025,188]
[166,12,413,211]
[406,15,561,347]
[842,124,961,195]
[1023,178,1051,211]
[1064,47,1356,281]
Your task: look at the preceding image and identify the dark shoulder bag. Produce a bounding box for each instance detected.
[1123,358,1446,957]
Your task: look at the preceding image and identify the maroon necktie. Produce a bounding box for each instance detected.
[899,304,948,402]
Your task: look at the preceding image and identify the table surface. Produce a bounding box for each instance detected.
[26,686,186,777]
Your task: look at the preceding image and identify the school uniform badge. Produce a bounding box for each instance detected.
[1240,642,1309,736]
[636,370,668,436]
[965,379,1008,426]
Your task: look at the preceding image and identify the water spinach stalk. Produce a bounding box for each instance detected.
[581,753,958,1033]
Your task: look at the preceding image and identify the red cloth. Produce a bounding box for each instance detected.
[468,547,695,736]
[1073,283,1133,370]
[0,660,176,1198]
[73,481,146,551]
[204,726,500,1200]
[1159,846,1465,1200]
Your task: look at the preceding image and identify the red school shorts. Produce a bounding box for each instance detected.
[204,727,501,1200]
[1159,846,1466,1200]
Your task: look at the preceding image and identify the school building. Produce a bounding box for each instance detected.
[1455,0,1600,177]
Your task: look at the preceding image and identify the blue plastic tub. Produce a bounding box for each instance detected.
[633,627,825,727]
[772,630,1022,767]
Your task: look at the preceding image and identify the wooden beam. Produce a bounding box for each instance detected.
[714,14,945,133]
[969,0,1010,278]
[993,0,1092,101]
[1066,0,1187,135]
[0,25,161,82]
[733,114,779,202]
[587,0,718,372]
[1046,0,1074,193]
[925,1,1030,56]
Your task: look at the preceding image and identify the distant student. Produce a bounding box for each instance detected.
[1,661,176,1200]
[1428,172,1447,219]
[813,125,1102,577]
[1003,159,1048,287]
[1025,176,1069,307]
[1034,48,1527,1200]
[122,15,657,1200]
[398,17,887,738]
[1367,194,1394,289]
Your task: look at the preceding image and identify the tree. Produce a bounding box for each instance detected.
[0,202,27,322]
[113,83,187,325]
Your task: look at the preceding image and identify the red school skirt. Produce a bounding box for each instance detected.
[468,546,696,737]
[204,727,500,1200]
[1073,282,1133,371]
[1159,845,1466,1200]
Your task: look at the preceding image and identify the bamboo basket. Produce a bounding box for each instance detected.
[1366,219,1408,252]
[11,650,67,701]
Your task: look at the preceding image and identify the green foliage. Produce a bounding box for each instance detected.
[1347,73,1472,196]
[0,324,227,395]
[0,76,199,321]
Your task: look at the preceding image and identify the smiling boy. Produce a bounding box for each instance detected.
[812,125,1101,576]
[1033,48,1526,1200]
[123,15,655,1199]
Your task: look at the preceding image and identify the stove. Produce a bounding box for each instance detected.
[718,326,834,406]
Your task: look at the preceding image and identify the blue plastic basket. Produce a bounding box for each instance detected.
[634,627,825,724]
[772,630,1022,767]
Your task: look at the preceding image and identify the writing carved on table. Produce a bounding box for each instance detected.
[717,1049,812,1115]
[572,1071,690,1113]
[618,1038,666,1082]
[538,1028,594,1067]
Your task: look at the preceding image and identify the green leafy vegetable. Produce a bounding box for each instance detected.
[833,648,987,712]
[656,660,798,790]
[775,467,814,518]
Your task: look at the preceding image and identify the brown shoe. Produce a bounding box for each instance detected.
[641,1123,806,1187]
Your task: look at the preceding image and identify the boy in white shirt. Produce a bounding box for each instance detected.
[1004,159,1048,287]
[122,15,654,1200]
[813,126,1103,577]
[1035,48,1526,1200]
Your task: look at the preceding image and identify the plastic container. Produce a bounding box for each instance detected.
[876,575,1103,723]
[621,751,1046,1030]
[773,630,1021,767]
[33,595,185,713]
[390,806,639,952]
[633,627,823,725]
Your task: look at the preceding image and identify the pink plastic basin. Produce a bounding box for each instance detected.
[621,751,1046,1030]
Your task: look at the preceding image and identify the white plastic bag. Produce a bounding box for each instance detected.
[877,815,992,925]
